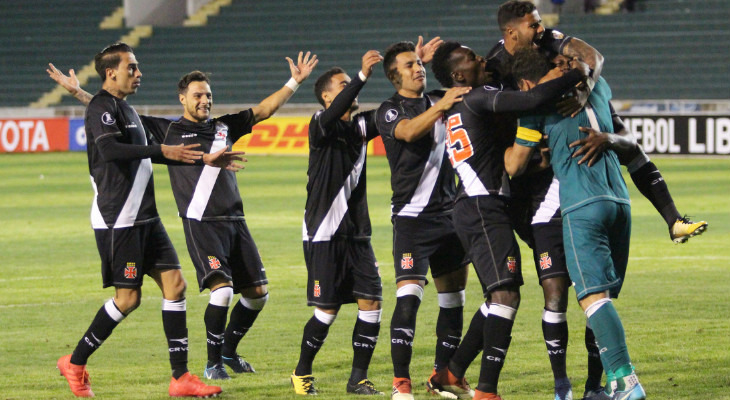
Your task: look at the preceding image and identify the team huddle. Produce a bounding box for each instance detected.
[48,1,707,399]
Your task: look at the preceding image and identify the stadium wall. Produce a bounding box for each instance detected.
[1,104,729,156]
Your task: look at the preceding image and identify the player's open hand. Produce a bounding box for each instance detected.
[203,148,247,172]
[570,126,612,166]
[435,86,471,112]
[161,143,203,163]
[416,35,443,64]
[287,51,319,84]
[47,63,80,95]
[361,50,383,79]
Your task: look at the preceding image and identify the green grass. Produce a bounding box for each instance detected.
[1,153,729,399]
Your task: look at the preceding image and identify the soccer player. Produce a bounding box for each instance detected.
[54,43,222,398]
[505,47,647,400]
[291,50,384,396]
[375,39,474,400]
[50,51,319,381]
[428,41,589,400]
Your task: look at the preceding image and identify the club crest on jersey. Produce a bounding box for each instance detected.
[539,252,552,270]
[124,262,137,279]
[551,30,565,39]
[401,253,413,270]
[101,112,116,125]
[385,109,398,123]
[208,256,221,270]
[215,125,228,141]
[313,280,321,297]
[507,257,517,273]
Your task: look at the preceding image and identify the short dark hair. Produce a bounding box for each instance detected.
[94,43,134,82]
[431,41,463,88]
[178,70,210,95]
[383,41,416,85]
[511,48,551,86]
[313,67,346,107]
[497,0,537,31]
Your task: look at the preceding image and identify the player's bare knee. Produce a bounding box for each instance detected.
[542,278,569,312]
[357,298,382,311]
[240,284,268,299]
[114,288,141,314]
[490,286,521,309]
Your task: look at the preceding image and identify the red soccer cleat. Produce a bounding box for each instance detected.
[57,354,94,398]
[169,372,222,398]
[473,389,503,400]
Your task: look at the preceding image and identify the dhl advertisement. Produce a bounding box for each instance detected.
[2,115,728,156]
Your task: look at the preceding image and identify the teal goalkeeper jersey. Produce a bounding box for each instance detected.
[516,78,630,215]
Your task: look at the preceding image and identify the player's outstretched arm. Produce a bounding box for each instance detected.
[394,86,470,143]
[46,63,93,106]
[557,38,604,117]
[251,51,319,123]
[415,35,443,64]
[161,143,204,164]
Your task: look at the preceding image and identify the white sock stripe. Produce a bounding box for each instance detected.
[542,309,567,323]
[209,286,233,307]
[396,284,424,300]
[104,299,125,322]
[480,302,490,317]
[584,298,612,319]
[489,303,518,321]
[438,290,466,308]
[162,298,187,312]
[241,293,268,311]
[314,308,337,325]
[358,309,382,323]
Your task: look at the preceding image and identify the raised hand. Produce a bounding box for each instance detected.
[361,50,383,78]
[415,35,443,64]
[161,143,203,163]
[203,147,247,172]
[286,51,319,84]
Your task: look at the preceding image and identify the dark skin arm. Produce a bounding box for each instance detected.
[555,38,605,117]
[569,115,639,167]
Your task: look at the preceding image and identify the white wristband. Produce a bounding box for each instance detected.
[358,71,368,82]
[285,77,300,92]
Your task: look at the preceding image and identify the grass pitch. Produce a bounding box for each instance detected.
[0,153,728,399]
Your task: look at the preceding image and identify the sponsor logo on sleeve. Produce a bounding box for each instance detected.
[551,30,565,39]
[385,109,398,123]
[101,112,116,125]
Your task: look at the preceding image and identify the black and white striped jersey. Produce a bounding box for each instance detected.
[303,73,379,242]
[375,92,456,218]
[152,110,256,221]
[85,90,162,229]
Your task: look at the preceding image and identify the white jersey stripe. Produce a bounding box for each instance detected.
[112,158,152,228]
[456,162,490,196]
[89,176,107,229]
[532,176,560,224]
[396,117,446,217]
[310,121,367,241]
[186,125,228,220]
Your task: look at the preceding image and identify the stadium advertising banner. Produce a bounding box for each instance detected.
[0,118,68,153]
[624,115,730,155]
[233,116,386,156]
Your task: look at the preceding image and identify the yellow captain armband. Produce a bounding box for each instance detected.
[516,126,543,143]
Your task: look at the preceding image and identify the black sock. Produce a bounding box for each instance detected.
[434,306,463,371]
[630,161,680,227]
[542,310,568,380]
[476,313,514,394]
[162,300,188,379]
[295,316,330,376]
[221,300,261,358]
[449,306,487,378]
[71,301,122,365]
[350,318,380,384]
[585,324,604,392]
[390,295,421,379]
[204,303,228,365]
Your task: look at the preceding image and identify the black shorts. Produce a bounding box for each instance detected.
[182,218,268,293]
[391,214,468,283]
[453,196,523,295]
[94,219,181,289]
[303,238,383,308]
[530,221,569,283]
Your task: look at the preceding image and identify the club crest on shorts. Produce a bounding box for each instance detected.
[124,262,137,279]
[507,256,517,273]
[208,256,221,270]
[313,280,321,297]
[539,252,552,270]
[401,253,413,270]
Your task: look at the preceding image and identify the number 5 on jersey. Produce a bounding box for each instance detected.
[446,113,473,165]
